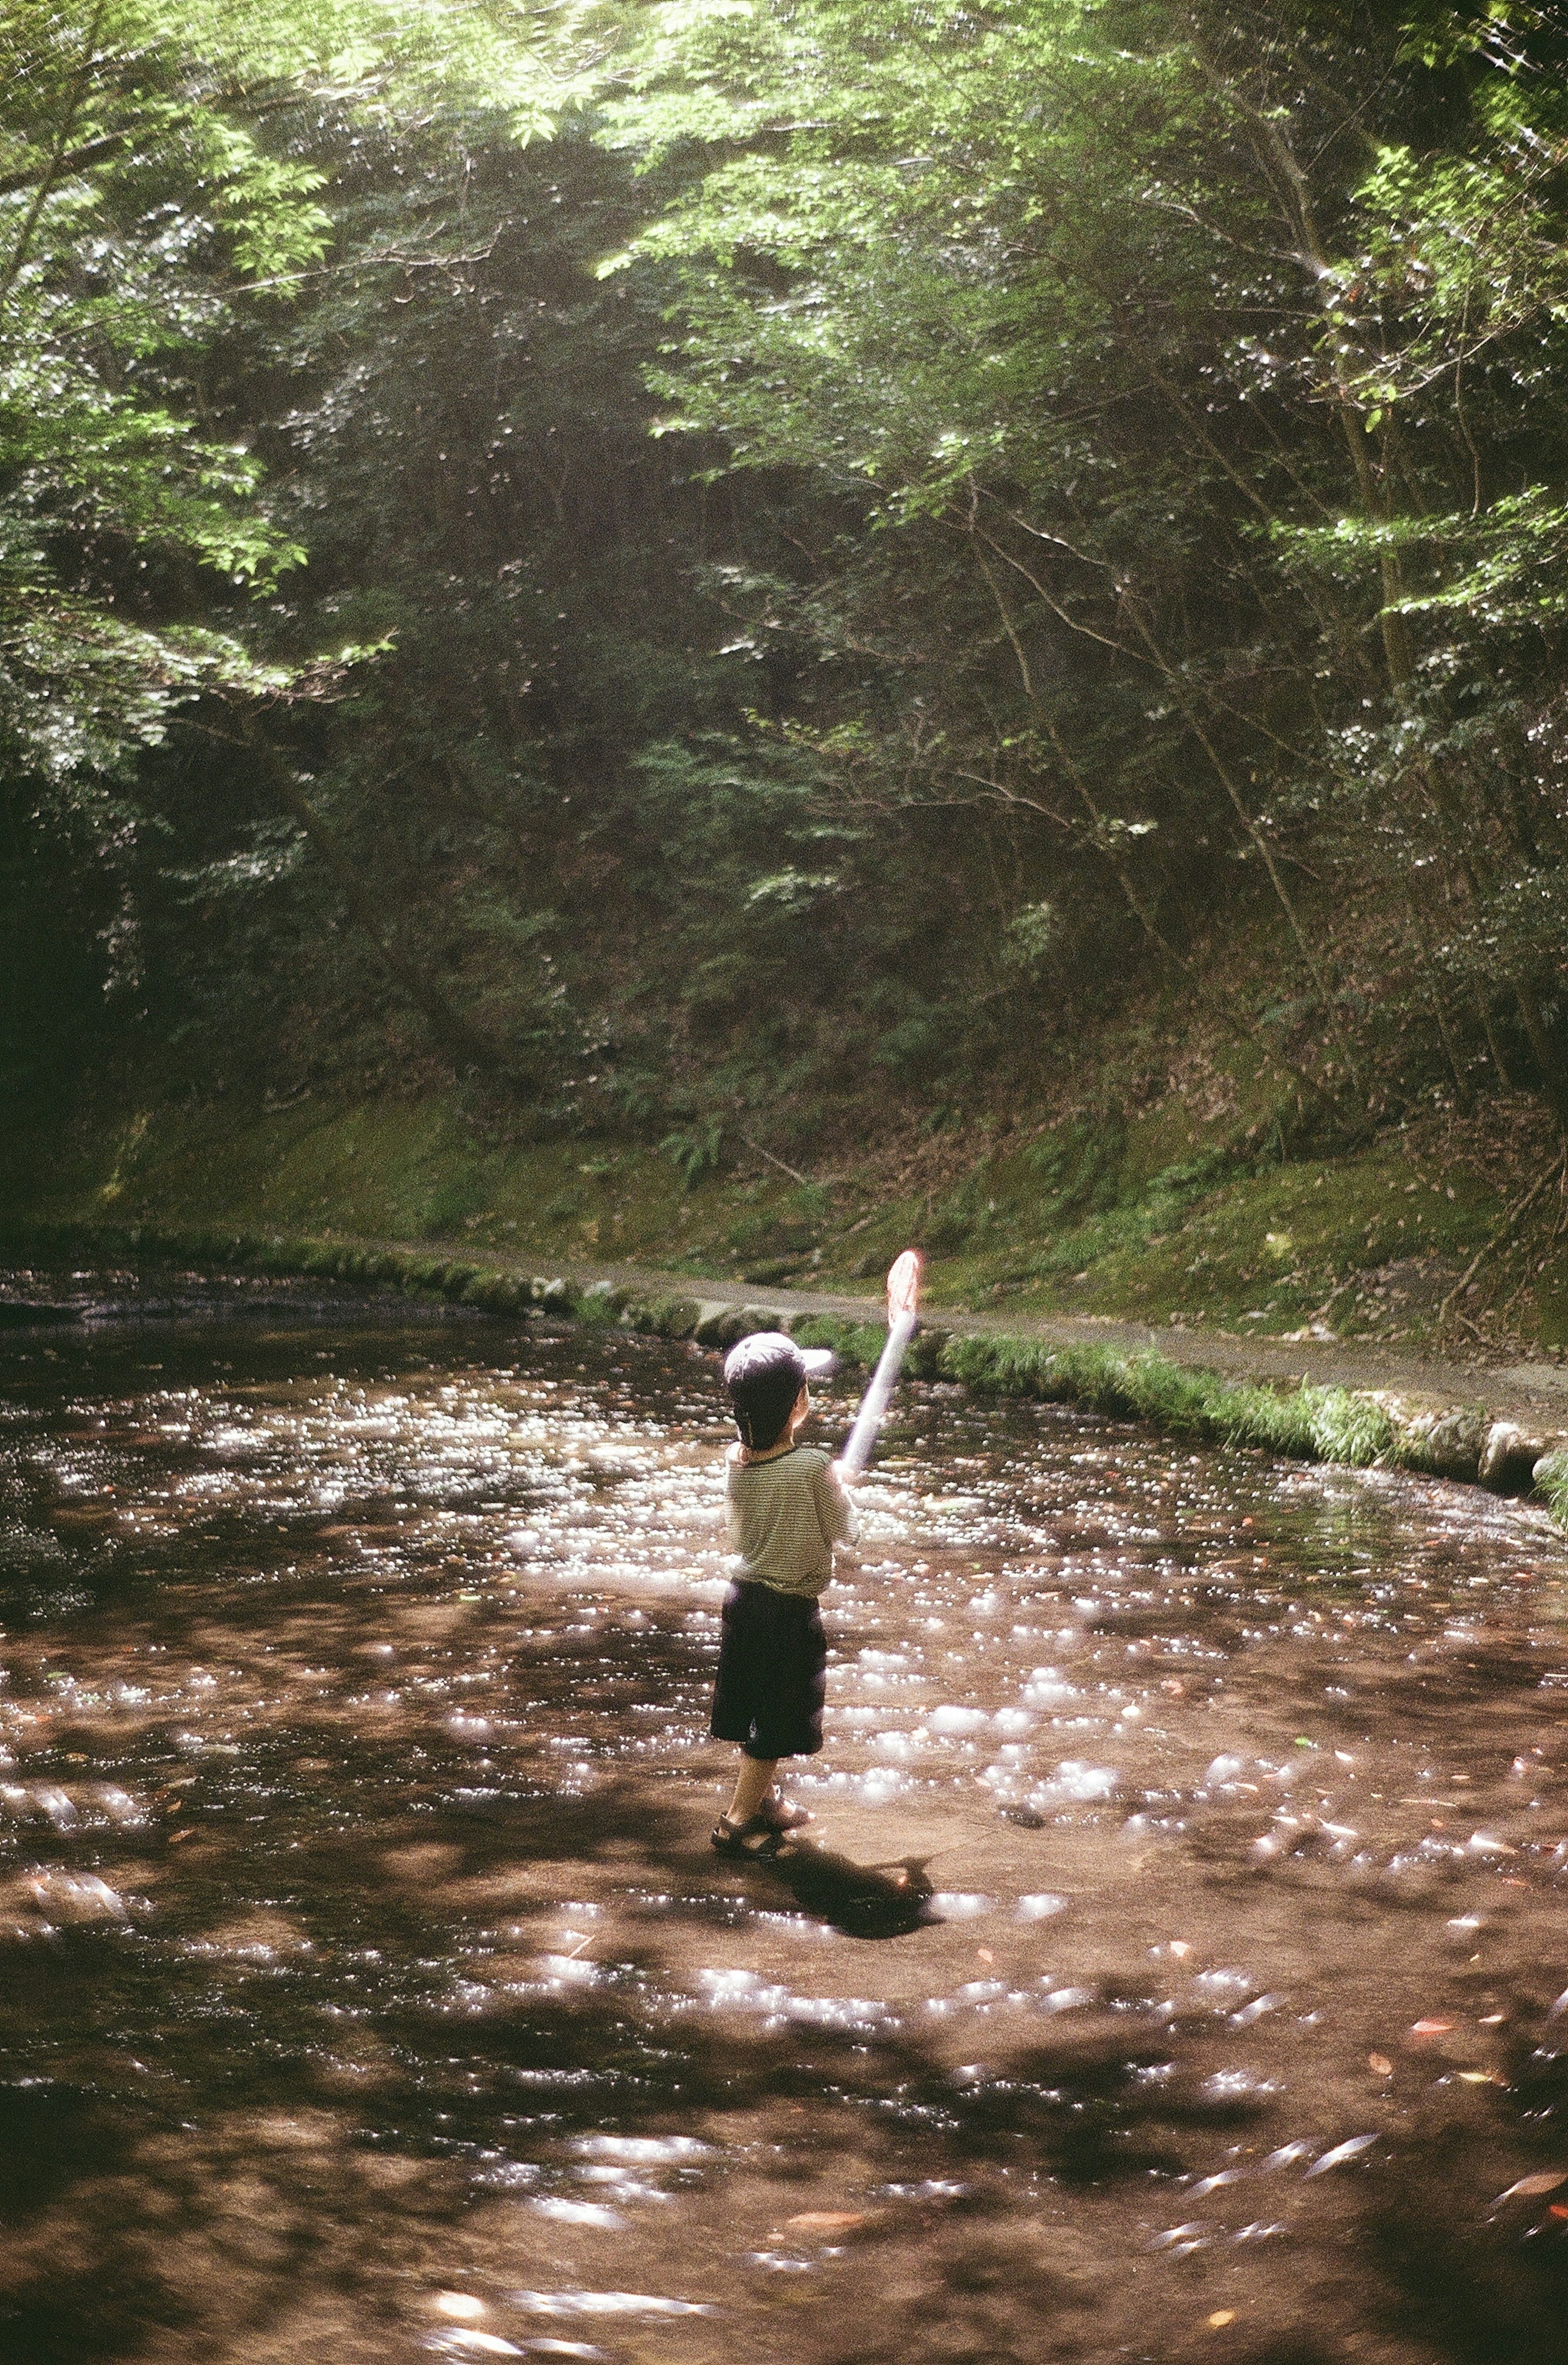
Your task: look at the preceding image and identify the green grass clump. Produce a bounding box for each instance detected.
[1117,1350,1267,1442]
[1301,1386,1397,1467]
[937,1333,1091,1401]
[578,1282,629,1324]
[1534,1451,1568,1525]
[933,1332,1403,1470]
[791,1315,889,1374]
[644,1294,702,1338]
[460,1271,523,1311]
[1203,1377,1319,1456]
[399,1256,450,1290]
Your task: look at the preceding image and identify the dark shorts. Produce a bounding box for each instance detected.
[710,1579,827,1761]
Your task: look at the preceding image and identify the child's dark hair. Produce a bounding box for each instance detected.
[724,1331,808,1452]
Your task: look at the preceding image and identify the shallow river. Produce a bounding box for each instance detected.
[2,1275,1568,2365]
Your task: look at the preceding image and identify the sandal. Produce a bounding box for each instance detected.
[760,1793,811,1833]
[711,1812,786,1859]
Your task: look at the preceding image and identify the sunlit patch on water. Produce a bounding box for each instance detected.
[3,1278,1568,2358]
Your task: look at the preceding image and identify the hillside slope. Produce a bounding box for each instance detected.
[7,1064,1561,1363]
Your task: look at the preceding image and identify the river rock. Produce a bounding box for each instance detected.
[619,1294,701,1340]
[530,1276,577,1312]
[693,1304,782,1349]
[1534,1448,1568,1495]
[906,1323,952,1378]
[1394,1404,1488,1482]
[461,1272,524,1311]
[1479,1421,1549,1494]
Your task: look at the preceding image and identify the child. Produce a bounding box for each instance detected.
[710,1331,857,1857]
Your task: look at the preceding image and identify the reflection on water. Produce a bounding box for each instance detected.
[2,1278,1568,2361]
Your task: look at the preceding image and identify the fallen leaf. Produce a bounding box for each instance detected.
[785,2211,869,2237]
[1368,2053,1393,2076]
[1550,2203,1568,2222]
[1496,2171,1568,2202]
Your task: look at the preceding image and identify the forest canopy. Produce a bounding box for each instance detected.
[7,0,1568,1163]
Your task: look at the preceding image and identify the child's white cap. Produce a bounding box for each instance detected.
[723,1330,835,1448]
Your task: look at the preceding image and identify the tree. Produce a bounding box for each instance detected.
[608,0,1568,1128]
[0,0,567,1091]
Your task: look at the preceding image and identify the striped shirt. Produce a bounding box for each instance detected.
[724,1444,858,1599]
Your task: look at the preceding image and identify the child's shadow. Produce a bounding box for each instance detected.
[771,1842,935,1940]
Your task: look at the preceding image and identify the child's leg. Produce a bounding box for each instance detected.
[726,1751,778,1823]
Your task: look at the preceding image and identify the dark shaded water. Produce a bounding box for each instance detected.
[3,1274,1568,2364]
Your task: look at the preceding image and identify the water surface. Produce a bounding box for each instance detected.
[2,1273,1568,2364]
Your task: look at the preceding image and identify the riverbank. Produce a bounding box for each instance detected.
[8,1212,1568,1530]
[8,1086,1568,1362]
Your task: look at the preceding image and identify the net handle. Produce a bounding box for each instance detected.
[838,1250,923,1476]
